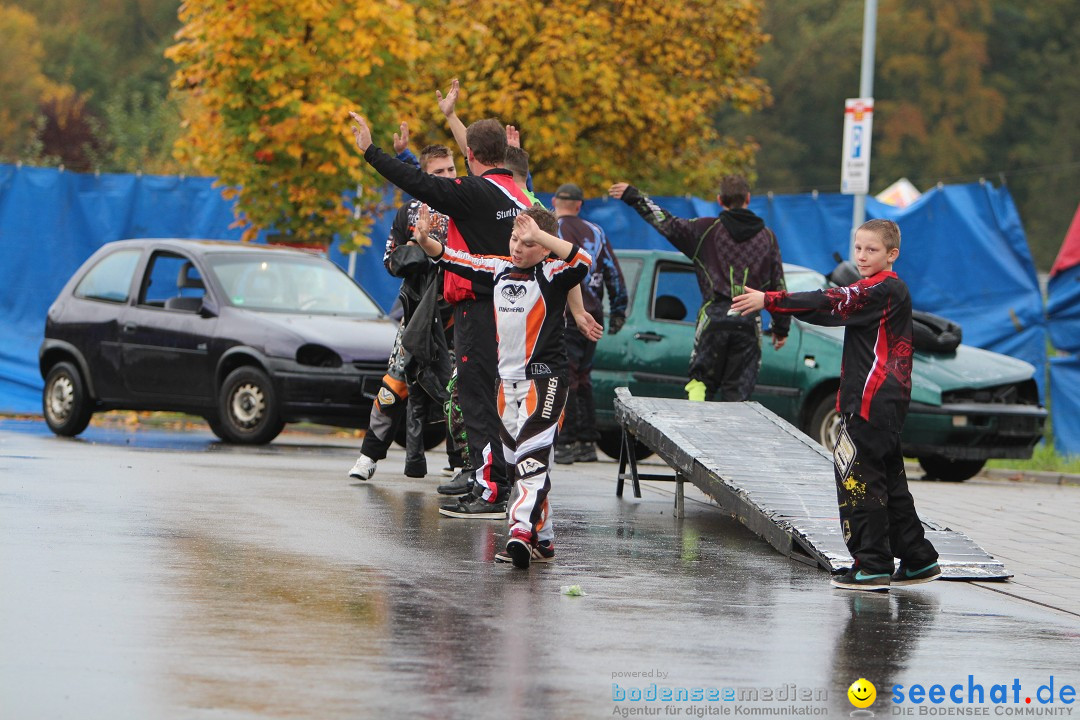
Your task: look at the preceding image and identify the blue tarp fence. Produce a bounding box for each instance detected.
[2,162,1066,451]
[1049,357,1080,456]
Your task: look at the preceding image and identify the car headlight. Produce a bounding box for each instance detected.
[296,344,343,368]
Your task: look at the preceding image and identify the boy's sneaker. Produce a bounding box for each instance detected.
[438,494,507,519]
[504,537,532,569]
[830,567,891,592]
[891,562,942,586]
[436,470,473,496]
[576,441,598,463]
[348,455,377,481]
[496,540,555,565]
[441,466,457,477]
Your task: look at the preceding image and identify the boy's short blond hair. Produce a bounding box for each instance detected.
[860,219,901,252]
[504,146,529,179]
[521,205,557,235]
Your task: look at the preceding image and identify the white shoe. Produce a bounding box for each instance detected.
[348,455,377,480]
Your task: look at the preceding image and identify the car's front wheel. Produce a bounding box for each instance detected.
[216,366,285,444]
[806,394,842,450]
[918,455,985,482]
[394,422,447,451]
[42,361,93,437]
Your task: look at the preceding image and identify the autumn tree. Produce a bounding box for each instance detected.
[0,4,57,160]
[167,0,423,247]
[394,0,768,196]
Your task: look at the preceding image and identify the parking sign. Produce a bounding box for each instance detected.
[841,98,874,195]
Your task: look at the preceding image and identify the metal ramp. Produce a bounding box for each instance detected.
[613,388,1010,580]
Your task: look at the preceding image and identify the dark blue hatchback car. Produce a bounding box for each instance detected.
[40,239,398,444]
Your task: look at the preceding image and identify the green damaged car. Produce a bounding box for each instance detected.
[591,250,1047,481]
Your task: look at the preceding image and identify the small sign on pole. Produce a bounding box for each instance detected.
[841,98,874,195]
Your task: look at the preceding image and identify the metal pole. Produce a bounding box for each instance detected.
[851,0,877,257]
[348,183,362,278]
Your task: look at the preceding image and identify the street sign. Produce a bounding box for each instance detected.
[841,98,874,195]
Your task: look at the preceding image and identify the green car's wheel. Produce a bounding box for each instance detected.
[807,394,843,450]
[918,455,985,482]
[597,429,654,461]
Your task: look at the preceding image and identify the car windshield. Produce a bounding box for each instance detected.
[785,268,830,293]
[205,253,383,316]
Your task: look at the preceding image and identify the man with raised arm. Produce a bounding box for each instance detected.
[351,109,600,519]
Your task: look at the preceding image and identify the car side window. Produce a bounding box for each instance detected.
[73,249,141,303]
[651,263,701,324]
[140,252,206,311]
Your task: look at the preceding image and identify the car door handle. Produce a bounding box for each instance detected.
[634,331,664,342]
[122,322,137,334]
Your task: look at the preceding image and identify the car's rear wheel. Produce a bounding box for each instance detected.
[216,366,284,444]
[42,361,93,437]
[806,394,842,450]
[597,429,654,461]
[918,455,985,482]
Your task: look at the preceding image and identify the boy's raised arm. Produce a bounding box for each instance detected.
[513,213,576,260]
[411,204,444,258]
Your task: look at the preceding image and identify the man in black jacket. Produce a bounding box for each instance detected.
[348,144,463,483]
[351,111,532,519]
[609,175,789,402]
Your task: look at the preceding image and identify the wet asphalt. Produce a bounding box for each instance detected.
[1,419,1078,719]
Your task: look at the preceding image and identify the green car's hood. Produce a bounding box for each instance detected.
[801,324,1035,403]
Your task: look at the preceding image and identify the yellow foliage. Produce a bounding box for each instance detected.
[398,0,768,196]
[168,0,766,250]
[0,4,72,160]
[168,0,421,249]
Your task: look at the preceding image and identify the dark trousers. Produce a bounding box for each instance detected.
[689,320,760,401]
[362,320,462,470]
[559,327,598,445]
[833,413,939,574]
[454,298,508,501]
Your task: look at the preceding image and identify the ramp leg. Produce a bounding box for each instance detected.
[626,432,643,498]
[616,429,628,498]
[674,473,684,519]
[615,428,643,499]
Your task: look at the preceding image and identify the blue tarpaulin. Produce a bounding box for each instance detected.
[1049,358,1080,457]
[0,163,1050,426]
[1046,203,1080,456]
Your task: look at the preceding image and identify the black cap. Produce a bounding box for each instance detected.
[554,183,584,201]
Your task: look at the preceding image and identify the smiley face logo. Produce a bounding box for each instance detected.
[847,678,876,708]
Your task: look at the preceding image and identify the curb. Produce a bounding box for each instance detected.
[905,462,1080,487]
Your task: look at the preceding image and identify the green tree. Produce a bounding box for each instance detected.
[718,0,862,193]
[873,0,1004,183]
[95,83,185,174]
[985,0,1080,270]
[726,0,1004,195]
[6,0,183,172]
